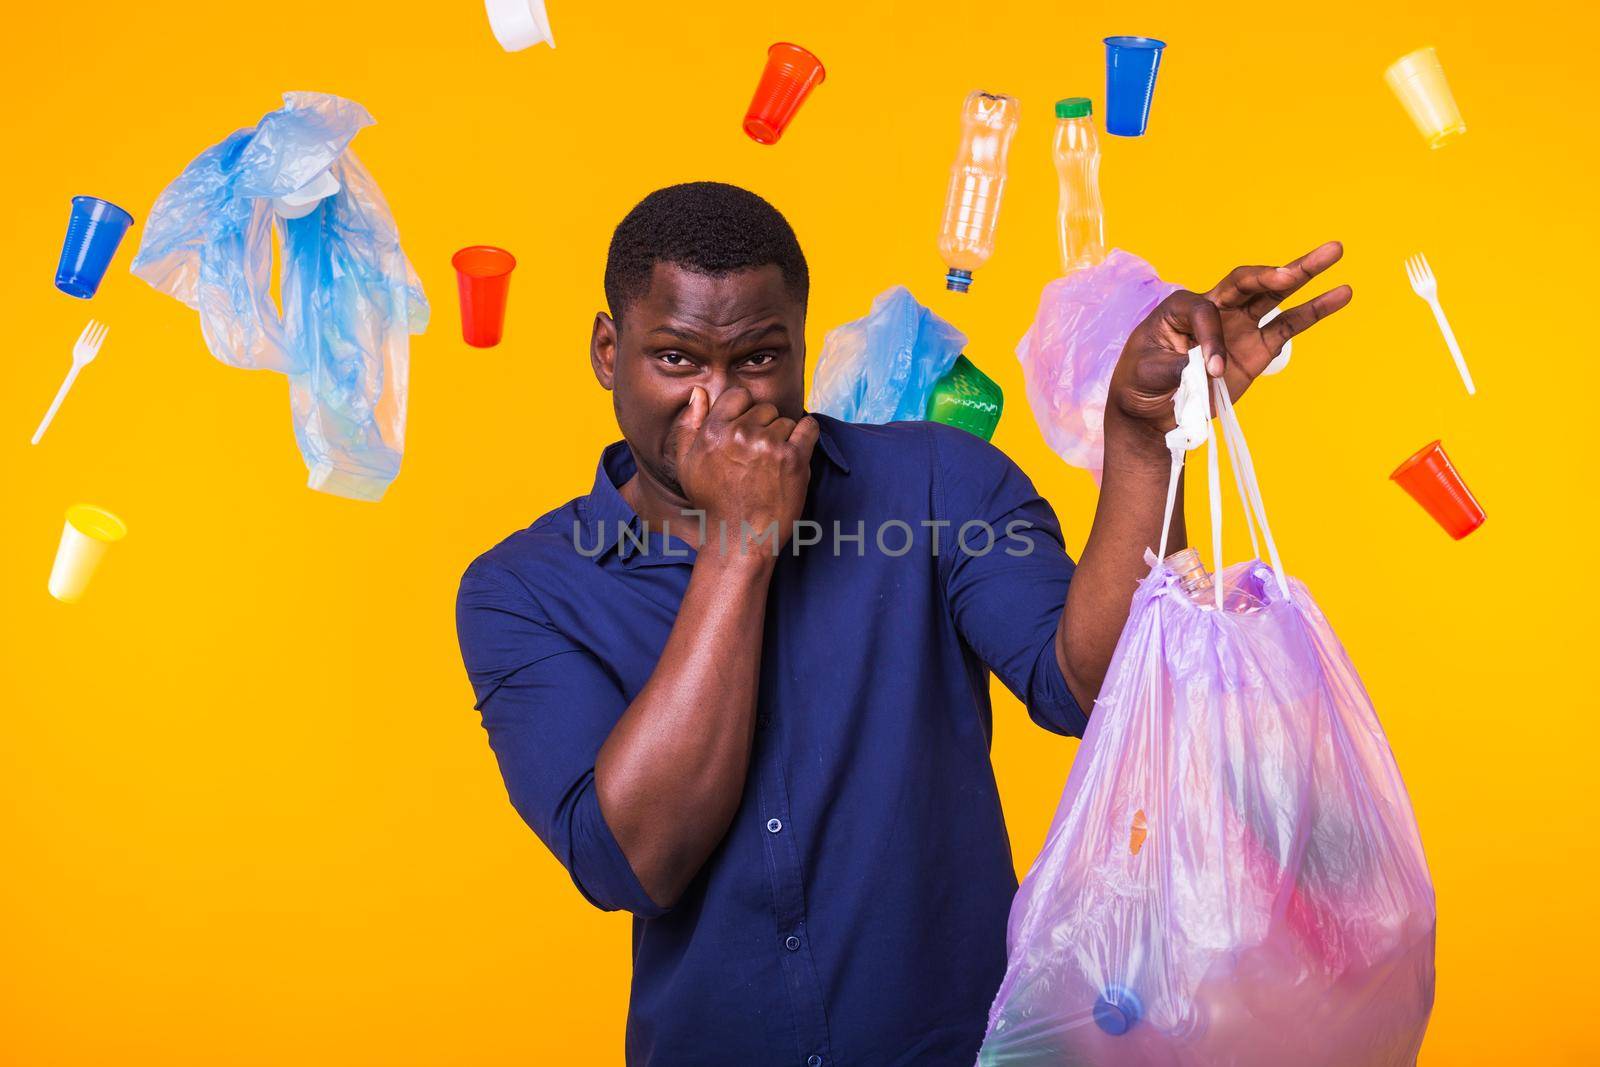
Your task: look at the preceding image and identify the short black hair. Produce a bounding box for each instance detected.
[604,182,809,322]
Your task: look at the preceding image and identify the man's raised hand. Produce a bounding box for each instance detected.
[1201,240,1353,396]
[1107,241,1353,442]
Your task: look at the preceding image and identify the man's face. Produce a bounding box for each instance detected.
[591,262,806,499]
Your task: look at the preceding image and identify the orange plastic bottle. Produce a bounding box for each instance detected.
[1053,97,1107,274]
[938,90,1021,293]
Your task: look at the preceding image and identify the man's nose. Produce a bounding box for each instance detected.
[701,369,736,409]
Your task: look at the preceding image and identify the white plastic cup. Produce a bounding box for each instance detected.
[272,169,342,219]
[1259,306,1292,375]
[1385,47,1466,149]
[48,504,127,604]
[484,0,554,51]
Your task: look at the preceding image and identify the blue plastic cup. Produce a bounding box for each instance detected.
[1104,36,1167,137]
[55,196,135,299]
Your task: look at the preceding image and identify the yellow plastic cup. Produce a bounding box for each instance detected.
[1385,47,1466,149]
[48,504,127,604]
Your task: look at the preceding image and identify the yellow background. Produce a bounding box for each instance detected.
[3,0,1596,1063]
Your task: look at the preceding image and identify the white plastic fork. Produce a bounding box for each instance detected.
[31,319,110,445]
[1404,253,1475,395]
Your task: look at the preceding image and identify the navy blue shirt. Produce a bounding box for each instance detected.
[455,415,1086,1067]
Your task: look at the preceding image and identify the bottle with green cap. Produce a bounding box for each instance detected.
[926,354,1004,441]
[1054,96,1106,274]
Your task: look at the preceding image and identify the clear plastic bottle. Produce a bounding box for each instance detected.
[938,90,1021,293]
[1053,97,1106,274]
[1165,547,1215,604]
[1166,546,1270,614]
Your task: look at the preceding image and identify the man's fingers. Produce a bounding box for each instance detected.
[707,386,755,427]
[1242,291,1287,324]
[1137,352,1189,396]
[1261,284,1354,354]
[734,401,783,428]
[1207,241,1345,310]
[1208,264,1277,309]
[787,414,822,460]
[666,386,710,462]
[1290,239,1345,278]
[1161,291,1228,377]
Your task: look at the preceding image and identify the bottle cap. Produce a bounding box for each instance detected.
[944,268,974,293]
[1055,97,1093,119]
[1093,985,1143,1036]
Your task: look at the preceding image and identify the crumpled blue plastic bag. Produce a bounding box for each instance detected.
[807,286,967,423]
[131,91,428,501]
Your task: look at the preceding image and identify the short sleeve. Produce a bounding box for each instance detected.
[456,559,670,918]
[928,424,1088,737]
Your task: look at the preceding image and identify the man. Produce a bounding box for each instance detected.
[455,182,1349,1065]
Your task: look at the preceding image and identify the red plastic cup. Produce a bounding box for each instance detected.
[453,246,517,348]
[1390,440,1486,539]
[743,43,826,145]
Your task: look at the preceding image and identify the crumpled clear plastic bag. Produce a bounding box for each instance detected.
[979,386,1436,1067]
[807,285,967,423]
[131,91,429,501]
[1015,251,1178,483]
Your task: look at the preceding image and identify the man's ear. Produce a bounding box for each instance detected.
[591,311,618,390]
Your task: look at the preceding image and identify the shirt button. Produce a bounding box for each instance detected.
[784,935,802,952]
[766,818,783,833]
[807,1056,823,1067]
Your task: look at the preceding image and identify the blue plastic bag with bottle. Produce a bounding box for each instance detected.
[807,286,967,423]
[131,92,429,501]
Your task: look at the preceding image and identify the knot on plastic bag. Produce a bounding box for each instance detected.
[1165,346,1211,453]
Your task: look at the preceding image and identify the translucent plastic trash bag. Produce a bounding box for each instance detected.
[980,384,1436,1067]
[131,92,429,501]
[808,285,966,423]
[1015,251,1178,483]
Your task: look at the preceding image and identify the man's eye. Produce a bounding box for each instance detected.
[742,352,777,368]
[658,352,689,367]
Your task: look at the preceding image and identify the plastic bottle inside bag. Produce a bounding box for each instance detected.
[938,91,1020,293]
[1053,97,1107,274]
[1164,547,1270,614]
[807,286,967,424]
[1164,547,1214,603]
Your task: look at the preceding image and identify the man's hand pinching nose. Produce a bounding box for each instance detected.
[669,386,821,554]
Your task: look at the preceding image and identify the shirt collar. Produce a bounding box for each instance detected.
[576,443,642,562]
[810,412,852,475]
[578,414,851,564]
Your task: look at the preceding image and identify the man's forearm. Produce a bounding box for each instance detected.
[595,550,775,909]
[1056,415,1186,710]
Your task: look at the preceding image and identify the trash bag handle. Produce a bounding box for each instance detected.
[1214,379,1290,599]
[1217,388,1261,561]
[1156,378,1290,604]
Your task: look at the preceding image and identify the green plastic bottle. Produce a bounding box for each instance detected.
[926,355,1003,441]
